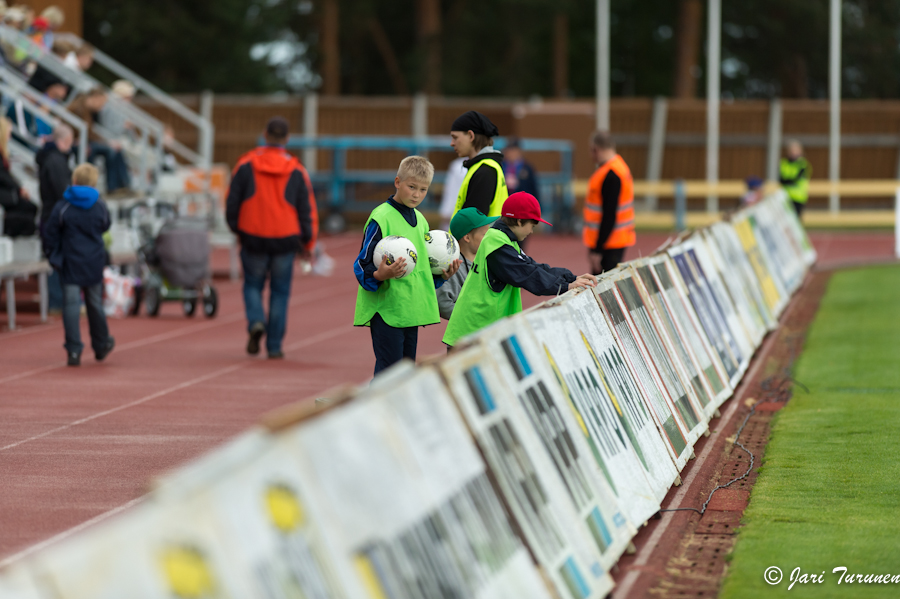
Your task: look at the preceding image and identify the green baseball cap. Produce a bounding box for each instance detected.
[450,207,499,241]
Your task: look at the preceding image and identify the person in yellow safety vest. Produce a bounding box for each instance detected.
[449,111,508,219]
[582,131,636,275]
[779,139,811,219]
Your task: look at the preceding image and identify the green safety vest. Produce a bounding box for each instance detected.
[453,158,508,218]
[443,227,523,346]
[353,203,440,328]
[779,157,811,204]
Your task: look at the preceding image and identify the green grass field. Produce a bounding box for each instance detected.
[720,264,900,599]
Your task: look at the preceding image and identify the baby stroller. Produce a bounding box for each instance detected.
[139,216,218,318]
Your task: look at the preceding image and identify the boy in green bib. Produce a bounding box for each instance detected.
[354,156,461,375]
[443,192,596,347]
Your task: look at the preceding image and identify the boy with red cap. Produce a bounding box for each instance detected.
[443,192,596,347]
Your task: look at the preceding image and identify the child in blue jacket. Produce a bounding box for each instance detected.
[43,164,115,366]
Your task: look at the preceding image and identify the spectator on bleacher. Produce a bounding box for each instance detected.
[1,7,31,72]
[5,89,54,150]
[72,43,94,72]
[226,116,318,359]
[28,6,64,50]
[37,124,73,313]
[0,116,37,237]
[43,163,115,367]
[69,88,131,193]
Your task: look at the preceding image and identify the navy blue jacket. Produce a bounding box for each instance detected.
[485,221,576,295]
[43,186,110,287]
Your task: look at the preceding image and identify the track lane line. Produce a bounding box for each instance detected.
[0,281,349,385]
[0,497,144,568]
[0,325,354,453]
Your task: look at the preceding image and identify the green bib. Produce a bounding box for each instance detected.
[779,157,811,203]
[353,203,440,328]
[453,159,508,218]
[443,227,523,346]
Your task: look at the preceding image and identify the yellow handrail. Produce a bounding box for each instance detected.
[571,179,900,198]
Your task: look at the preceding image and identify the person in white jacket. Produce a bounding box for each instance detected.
[438,156,467,229]
[436,207,498,320]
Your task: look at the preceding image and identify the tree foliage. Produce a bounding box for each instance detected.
[84,0,900,99]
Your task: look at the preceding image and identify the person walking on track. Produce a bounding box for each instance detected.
[583,131,635,275]
[226,116,318,359]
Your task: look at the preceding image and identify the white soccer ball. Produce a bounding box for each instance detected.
[374,235,418,279]
[425,229,460,275]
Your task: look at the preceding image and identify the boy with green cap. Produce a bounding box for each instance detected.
[437,207,498,320]
[443,192,597,348]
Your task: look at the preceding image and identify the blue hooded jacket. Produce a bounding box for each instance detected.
[43,186,110,287]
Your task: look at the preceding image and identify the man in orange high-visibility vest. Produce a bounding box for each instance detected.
[582,131,636,275]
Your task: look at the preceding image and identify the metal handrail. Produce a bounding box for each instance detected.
[56,32,213,168]
[0,70,88,162]
[0,25,200,172]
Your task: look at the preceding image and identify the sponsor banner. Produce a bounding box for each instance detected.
[641,254,733,408]
[286,363,553,599]
[523,297,670,525]
[685,235,757,360]
[0,566,47,599]
[596,271,708,447]
[32,500,250,599]
[750,201,804,295]
[667,242,748,388]
[628,260,721,422]
[592,279,694,470]
[770,191,817,266]
[440,338,619,597]
[160,435,347,599]
[732,213,788,318]
[555,284,694,484]
[697,231,768,348]
[705,223,778,333]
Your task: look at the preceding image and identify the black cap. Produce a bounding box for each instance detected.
[266,116,290,139]
[451,111,499,137]
[506,136,521,149]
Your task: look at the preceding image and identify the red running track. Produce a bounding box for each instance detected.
[0,230,894,564]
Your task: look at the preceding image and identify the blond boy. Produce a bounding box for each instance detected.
[353,156,460,375]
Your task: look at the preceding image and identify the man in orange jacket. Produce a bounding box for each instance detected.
[583,131,635,275]
[226,117,318,359]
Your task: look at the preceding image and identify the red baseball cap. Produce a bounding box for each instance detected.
[502,192,552,226]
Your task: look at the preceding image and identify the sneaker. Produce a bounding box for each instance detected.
[247,322,265,355]
[268,351,284,360]
[95,337,116,361]
[67,351,81,367]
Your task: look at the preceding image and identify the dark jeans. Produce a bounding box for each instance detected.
[89,142,131,192]
[589,247,626,276]
[62,283,109,355]
[241,248,294,354]
[370,312,418,375]
[792,201,805,219]
[47,269,63,311]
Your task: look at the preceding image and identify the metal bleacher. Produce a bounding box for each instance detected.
[0,24,225,277]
